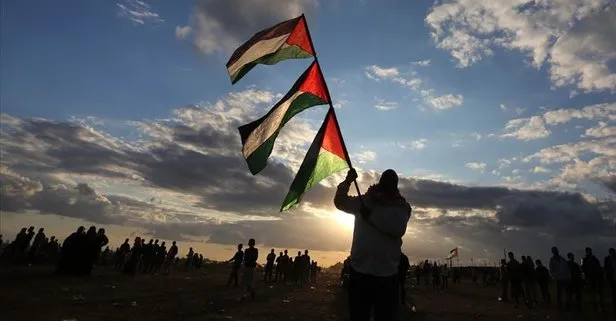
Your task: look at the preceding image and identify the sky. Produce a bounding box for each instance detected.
[1,0,615,267]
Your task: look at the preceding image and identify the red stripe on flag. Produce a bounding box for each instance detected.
[286,16,315,56]
[321,111,347,161]
[298,62,329,103]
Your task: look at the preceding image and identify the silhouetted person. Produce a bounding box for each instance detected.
[582,247,604,313]
[123,237,142,276]
[522,256,537,305]
[95,228,108,265]
[275,251,283,281]
[535,259,551,305]
[184,247,194,270]
[605,248,616,312]
[56,226,86,275]
[294,251,302,285]
[281,249,290,284]
[335,168,412,321]
[153,241,166,273]
[507,252,526,307]
[432,263,440,289]
[549,246,570,310]
[28,228,46,264]
[0,234,3,248]
[303,250,311,283]
[441,264,450,290]
[398,253,410,305]
[499,259,510,302]
[227,243,243,287]
[423,260,431,285]
[567,253,582,312]
[164,241,178,274]
[264,249,276,281]
[116,239,130,269]
[242,238,258,300]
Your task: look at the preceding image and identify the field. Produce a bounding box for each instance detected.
[0,264,613,321]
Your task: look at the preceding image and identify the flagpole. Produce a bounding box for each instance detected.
[301,14,364,203]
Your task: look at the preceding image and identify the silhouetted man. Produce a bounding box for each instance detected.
[242,238,258,300]
[164,241,178,274]
[281,249,290,284]
[567,253,582,312]
[303,250,311,283]
[275,251,283,281]
[116,239,130,268]
[535,259,551,305]
[335,168,411,321]
[499,259,509,302]
[399,253,410,305]
[549,246,570,310]
[185,247,194,270]
[294,251,303,285]
[265,249,276,281]
[523,256,537,306]
[507,252,525,307]
[227,243,243,287]
[582,247,604,313]
[56,226,86,275]
[28,228,46,264]
[605,248,616,312]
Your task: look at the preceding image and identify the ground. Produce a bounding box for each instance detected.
[0,265,613,321]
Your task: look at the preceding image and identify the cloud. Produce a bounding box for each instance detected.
[116,0,164,25]
[531,166,551,174]
[501,116,551,140]
[584,122,616,138]
[465,162,486,172]
[365,64,462,110]
[427,94,464,110]
[374,99,399,111]
[426,0,616,92]
[411,139,427,150]
[353,151,377,164]
[175,26,192,39]
[412,59,432,67]
[543,103,616,125]
[500,104,507,111]
[2,88,615,259]
[177,0,317,55]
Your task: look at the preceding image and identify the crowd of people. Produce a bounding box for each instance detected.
[225,241,321,300]
[496,247,615,314]
[0,227,61,265]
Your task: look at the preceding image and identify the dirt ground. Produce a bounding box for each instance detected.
[0,265,613,321]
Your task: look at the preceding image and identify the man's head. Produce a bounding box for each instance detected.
[124,238,129,243]
[610,248,615,256]
[284,249,288,255]
[585,247,592,255]
[38,228,44,233]
[77,226,85,234]
[551,246,559,256]
[378,169,398,192]
[567,253,574,261]
[28,226,34,232]
[535,259,542,266]
[248,238,255,247]
[508,252,514,259]
[305,250,309,255]
[500,259,506,265]
[279,252,283,256]
[271,249,275,253]
[161,242,166,247]
[172,241,176,245]
[98,228,105,235]
[155,239,159,244]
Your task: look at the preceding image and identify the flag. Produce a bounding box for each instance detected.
[281,108,349,211]
[226,15,314,84]
[447,247,459,259]
[239,61,329,175]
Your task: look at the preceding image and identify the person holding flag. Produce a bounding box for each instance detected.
[334,168,412,321]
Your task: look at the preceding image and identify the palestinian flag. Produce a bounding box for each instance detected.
[239,61,329,174]
[226,15,315,84]
[447,247,459,259]
[281,107,350,211]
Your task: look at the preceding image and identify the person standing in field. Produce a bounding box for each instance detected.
[264,249,276,282]
[242,238,258,300]
[535,259,551,306]
[549,246,570,311]
[334,168,412,321]
[227,243,243,287]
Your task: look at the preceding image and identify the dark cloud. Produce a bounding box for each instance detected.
[1,94,615,259]
[597,175,616,194]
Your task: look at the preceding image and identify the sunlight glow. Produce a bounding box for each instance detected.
[333,211,355,230]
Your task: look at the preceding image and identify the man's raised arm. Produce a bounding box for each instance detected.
[334,169,362,215]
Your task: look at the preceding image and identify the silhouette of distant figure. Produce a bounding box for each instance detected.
[281,249,290,284]
[535,259,551,305]
[116,239,131,269]
[507,252,526,307]
[432,263,440,290]
[227,243,243,287]
[242,238,258,300]
[335,168,411,321]
[567,253,582,312]
[264,249,276,281]
[422,260,431,285]
[185,247,194,270]
[605,248,616,312]
[302,250,311,284]
[56,226,86,275]
[582,247,604,313]
[440,264,449,290]
[398,253,410,305]
[522,256,537,305]
[499,259,509,302]
[294,251,302,285]
[275,251,283,281]
[28,228,46,264]
[123,237,142,276]
[164,241,178,274]
[0,234,3,248]
[549,246,570,310]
